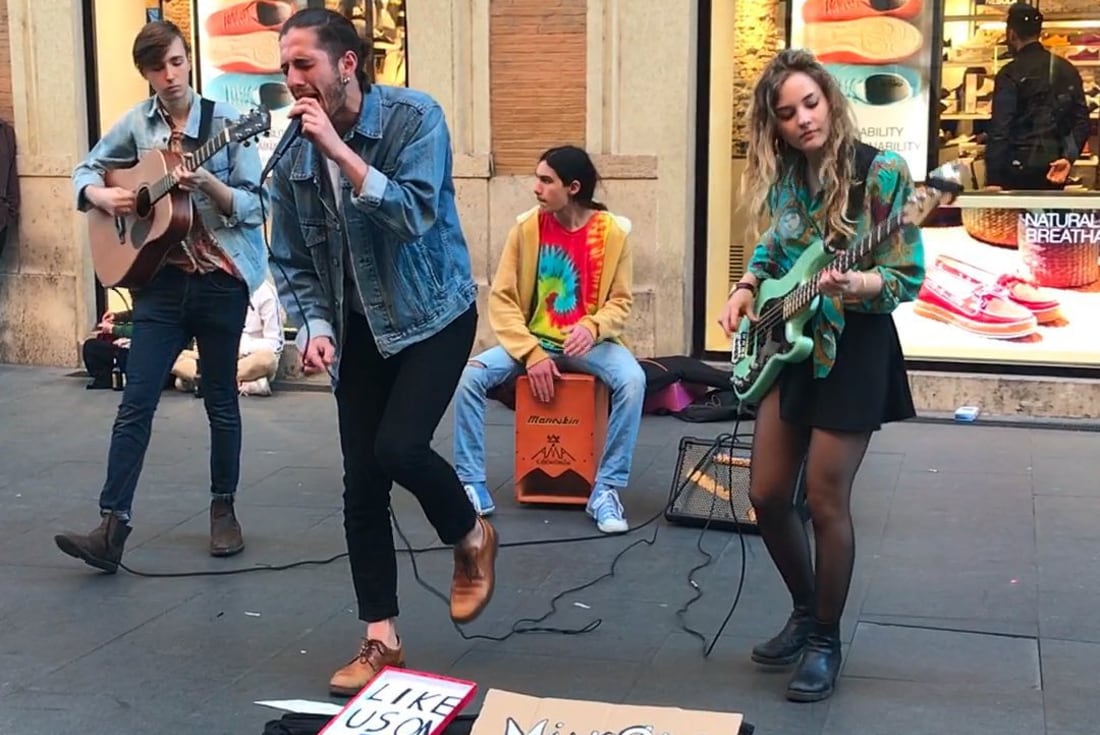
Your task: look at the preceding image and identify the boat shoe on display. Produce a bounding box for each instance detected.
[932,254,1062,322]
[913,258,1040,339]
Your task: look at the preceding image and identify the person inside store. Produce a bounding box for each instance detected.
[985,2,1090,190]
[717,48,925,702]
[267,8,496,696]
[55,20,267,571]
[451,145,645,532]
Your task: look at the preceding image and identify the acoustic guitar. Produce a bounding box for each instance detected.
[729,160,966,405]
[87,108,271,288]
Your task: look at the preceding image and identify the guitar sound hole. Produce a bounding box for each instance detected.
[134,187,153,219]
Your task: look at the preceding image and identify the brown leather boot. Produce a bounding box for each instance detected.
[210,497,244,557]
[54,514,132,574]
[450,517,498,623]
[329,638,405,697]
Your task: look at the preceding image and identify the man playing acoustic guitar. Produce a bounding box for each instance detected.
[55,20,267,572]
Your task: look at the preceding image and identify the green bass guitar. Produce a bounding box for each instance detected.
[730,161,964,405]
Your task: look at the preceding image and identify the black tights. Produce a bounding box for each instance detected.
[748,385,871,629]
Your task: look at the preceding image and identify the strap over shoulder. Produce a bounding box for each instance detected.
[197,97,216,144]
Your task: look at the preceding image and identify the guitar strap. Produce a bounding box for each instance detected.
[842,141,880,269]
[197,97,216,145]
[845,141,880,232]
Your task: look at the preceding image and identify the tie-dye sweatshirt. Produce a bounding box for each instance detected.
[528,211,611,351]
[488,206,634,368]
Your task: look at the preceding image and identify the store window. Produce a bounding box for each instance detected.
[898,0,1100,370]
[699,0,1100,372]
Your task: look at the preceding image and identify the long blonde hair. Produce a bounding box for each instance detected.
[741,48,861,247]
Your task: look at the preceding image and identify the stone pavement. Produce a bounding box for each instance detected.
[0,364,1097,734]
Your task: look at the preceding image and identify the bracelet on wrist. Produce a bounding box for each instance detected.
[732,281,757,297]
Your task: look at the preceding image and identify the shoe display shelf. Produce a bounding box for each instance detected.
[936,2,1100,189]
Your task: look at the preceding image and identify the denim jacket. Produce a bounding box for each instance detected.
[72,89,269,294]
[267,84,476,378]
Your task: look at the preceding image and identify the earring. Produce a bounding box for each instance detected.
[341,76,350,85]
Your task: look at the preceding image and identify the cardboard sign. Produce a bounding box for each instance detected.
[471,689,744,735]
[320,667,477,735]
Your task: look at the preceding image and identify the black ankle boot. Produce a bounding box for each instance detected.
[751,604,814,666]
[54,514,132,574]
[786,623,842,702]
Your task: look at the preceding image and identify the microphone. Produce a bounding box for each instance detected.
[260,116,303,183]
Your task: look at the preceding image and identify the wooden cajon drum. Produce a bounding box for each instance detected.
[514,373,609,506]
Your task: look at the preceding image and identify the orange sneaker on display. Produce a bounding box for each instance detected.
[802,0,922,23]
[205,1,293,37]
[206,31,281,74]
[804,17,924,64]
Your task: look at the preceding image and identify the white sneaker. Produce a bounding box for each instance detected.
[586,485,629,534]
[239,377,272,397]
[462,483,496,516]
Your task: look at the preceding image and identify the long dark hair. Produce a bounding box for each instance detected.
[539,146,608,211]
[279,8,371,91]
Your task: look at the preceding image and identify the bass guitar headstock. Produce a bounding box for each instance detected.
[902,160,968,227]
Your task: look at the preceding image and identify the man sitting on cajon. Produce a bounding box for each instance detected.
[452,146,645,533]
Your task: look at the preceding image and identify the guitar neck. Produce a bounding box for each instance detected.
[147,128,230,203]
[784,210,905,313]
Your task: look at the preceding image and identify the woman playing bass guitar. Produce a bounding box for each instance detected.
[717,49,925,702]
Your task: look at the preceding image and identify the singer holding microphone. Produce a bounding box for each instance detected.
[267,8,497,696]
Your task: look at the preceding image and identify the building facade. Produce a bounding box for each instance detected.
[2,0,1100,415]
[0,0,698,368]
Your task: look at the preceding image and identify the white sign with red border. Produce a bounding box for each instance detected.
[320,667,477,735]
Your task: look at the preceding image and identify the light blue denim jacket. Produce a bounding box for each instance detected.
[267,84,476,380]
[72,89,269,294]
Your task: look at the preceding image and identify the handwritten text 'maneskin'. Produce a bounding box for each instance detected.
[505,718,673,735]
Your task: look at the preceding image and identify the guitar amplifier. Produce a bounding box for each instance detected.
[665,433,809,534]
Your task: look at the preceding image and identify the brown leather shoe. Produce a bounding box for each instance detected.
[54,515,132,574]
[210,498,244,557]
[329,638,405,697]
[450,517,498,623]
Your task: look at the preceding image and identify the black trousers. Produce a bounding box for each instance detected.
[335,306,479,622]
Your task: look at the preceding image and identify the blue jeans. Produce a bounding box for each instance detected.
[98,266,249,518]
[454,342,646,489]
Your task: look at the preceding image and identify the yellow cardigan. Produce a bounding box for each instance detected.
[489,206,634,368]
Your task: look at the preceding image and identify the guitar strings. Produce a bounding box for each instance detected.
[741,214,899,343]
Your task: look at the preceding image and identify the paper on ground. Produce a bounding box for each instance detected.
[255,699,343,716]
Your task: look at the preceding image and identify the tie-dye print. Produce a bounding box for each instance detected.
[528,211,610,351]
[746,149,925,378]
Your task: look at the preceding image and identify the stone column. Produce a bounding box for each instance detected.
[0,0,94,366]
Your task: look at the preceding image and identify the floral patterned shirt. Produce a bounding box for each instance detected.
[746,149,925,378]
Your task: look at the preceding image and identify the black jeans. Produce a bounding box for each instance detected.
[336,306,479,622]
[98,266,249,518]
